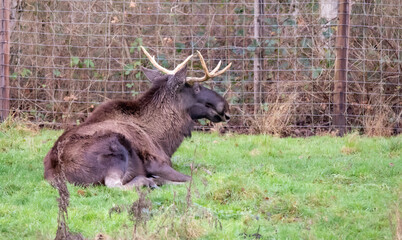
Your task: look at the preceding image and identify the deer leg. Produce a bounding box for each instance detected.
[149,176,187,186]
[103,141,158,189]
[145,161,191,183]
[105,170,158,189]
[122,175,158,189]
[104,169,125,188]
[105,171,158,189]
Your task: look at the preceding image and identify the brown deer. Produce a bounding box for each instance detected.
[44,47,232,189]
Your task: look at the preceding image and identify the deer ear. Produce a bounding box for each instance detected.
[141,67,165,83]
[167,65,187,91]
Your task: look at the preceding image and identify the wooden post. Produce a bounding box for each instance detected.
[333,0,350,136]
[0,0,10,121]
[253,0,264,116]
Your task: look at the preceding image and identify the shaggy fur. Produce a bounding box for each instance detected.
[44,66,229,188]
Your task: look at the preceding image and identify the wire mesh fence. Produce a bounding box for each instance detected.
[1,0,401,136]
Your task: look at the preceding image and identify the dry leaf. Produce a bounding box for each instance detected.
[77,189,86,196]
[111,16,119,23]
[63,95,78,101]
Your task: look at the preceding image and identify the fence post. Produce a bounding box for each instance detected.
[0,0,10,121]
[253,0,264,116]
[333,0,350,136]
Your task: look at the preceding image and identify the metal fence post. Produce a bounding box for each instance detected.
[333,0,350,136]
[0,0,10,121]
[253,0,264,116]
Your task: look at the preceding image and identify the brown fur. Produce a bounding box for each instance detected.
[44,66,229,188]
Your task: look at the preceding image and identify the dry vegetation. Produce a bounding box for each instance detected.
[8,0,401,136]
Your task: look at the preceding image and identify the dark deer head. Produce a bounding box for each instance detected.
[184,83,230,122]
[141,47,231,123]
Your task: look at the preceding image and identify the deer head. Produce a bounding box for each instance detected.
[140,46,231,123]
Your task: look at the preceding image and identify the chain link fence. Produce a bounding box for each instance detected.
[1,0,401,136]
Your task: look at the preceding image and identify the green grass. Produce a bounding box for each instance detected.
[0,123,401,239]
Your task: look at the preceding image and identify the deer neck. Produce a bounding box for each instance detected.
[137,99,194,157]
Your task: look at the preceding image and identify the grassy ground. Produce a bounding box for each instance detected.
[0,122,401,239]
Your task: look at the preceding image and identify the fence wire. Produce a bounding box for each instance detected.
[1,0,401,136]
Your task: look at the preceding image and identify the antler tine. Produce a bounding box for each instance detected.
[173,54,193,73]
[197,51,209,75]
[186,51,232,84]
[210,61,222,75]
[214,62,232,76]
[141,46,172,74]
[140,46,193,75]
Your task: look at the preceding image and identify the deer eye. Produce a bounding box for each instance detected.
[205,102,214,108]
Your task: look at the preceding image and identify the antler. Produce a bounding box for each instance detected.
[186,51,232,84]
[140,46,193,75]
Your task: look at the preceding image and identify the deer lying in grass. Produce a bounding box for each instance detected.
[44,47,232,189]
